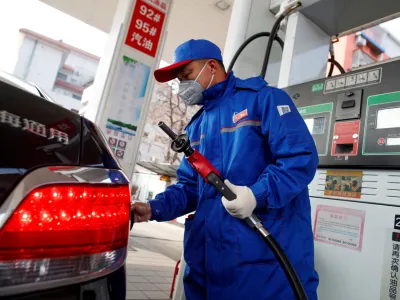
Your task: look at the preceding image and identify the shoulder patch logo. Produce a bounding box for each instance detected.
[233,109,248,123]
[277,105,291,116]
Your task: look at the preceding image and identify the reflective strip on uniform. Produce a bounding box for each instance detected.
[220,120,262,133]
[191,133,205,146]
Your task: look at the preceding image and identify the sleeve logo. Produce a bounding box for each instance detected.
[277,105,291,116]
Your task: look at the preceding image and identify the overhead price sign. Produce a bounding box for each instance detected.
[125,0,166,57]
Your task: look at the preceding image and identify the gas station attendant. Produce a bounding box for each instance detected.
[132,39,320,300]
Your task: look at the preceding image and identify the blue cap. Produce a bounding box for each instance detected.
[154,39,223,82]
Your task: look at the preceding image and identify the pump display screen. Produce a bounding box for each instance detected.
[376,107,400,129]
[387,138,400,146]
[304,117,326,135]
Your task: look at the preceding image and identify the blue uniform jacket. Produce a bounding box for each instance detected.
[150,72,319,300]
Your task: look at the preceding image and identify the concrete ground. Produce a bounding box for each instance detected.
[126,221,184,300]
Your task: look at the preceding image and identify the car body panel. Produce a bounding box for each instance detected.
[0,80,81,204]
[0,72,129,300]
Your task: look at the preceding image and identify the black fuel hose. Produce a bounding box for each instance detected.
[260,2,302,78]
[262,232,308,299]
[227,32,284,73]
[327,41,345,76]
[209,172,309,300]
[328,50,335,77]
[328,58,346,74]
[260,13,286,78]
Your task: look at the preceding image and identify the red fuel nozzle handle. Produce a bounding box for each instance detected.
[187,150,237,201]
[157,122,236,201]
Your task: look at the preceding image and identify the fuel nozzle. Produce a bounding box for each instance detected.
[158,122,193,156]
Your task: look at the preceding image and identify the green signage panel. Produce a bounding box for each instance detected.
[367,91,400,106]
[363,91,400,156]
[298,103,334,116]
[312,83,324,92]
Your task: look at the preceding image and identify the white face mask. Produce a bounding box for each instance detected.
[178,61,214,106]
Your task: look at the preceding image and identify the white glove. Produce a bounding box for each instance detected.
[221,180,257,219]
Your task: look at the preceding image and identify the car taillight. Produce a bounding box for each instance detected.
[0,183,130,294]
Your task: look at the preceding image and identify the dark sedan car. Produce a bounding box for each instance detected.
[0,71,131,299]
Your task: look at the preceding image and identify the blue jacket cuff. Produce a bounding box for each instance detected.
[149,199,164,221]
[249,181,268,209]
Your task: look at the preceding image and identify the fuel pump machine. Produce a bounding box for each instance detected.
[283,58,400,300]
[166,0,400,297]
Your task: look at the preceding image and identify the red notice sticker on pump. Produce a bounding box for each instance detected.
[314,205,366,252]
[378,138,386,145]
[331,120,361,156]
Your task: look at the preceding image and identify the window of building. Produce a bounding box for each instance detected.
[72,94,82,100]
[56,72,68,80]
[352,49,375,68]
[53,87,68,95]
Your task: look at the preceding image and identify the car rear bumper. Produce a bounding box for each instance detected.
[0,264,126,300]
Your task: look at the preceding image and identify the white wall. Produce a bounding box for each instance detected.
[13,34,101,112]
[65,52,98,85]
[14,35,63,93]
[14,37,35,79]
[14,36,63,92]
[381,33,400,59]
[24,40,63,93]
[160,0,233,64]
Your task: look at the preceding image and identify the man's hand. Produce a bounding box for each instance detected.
[131,202,152,223]
[221,180,256,219]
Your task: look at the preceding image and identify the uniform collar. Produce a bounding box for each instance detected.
[202,71,236,103]
[202,72,267,101]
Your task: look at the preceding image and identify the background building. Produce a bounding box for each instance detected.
[331,25,400,75]
[14,28,100,112]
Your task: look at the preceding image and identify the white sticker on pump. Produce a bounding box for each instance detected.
[314,205,366,251]
[387,138,400,146]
